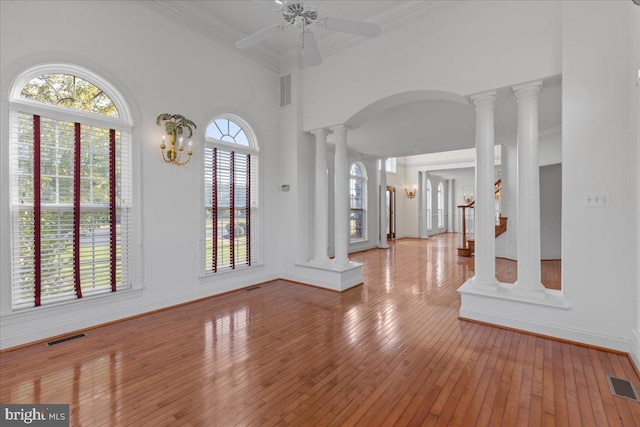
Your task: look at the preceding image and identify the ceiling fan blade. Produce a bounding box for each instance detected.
[302,30,322,66]
[236,24,285,49]
[320,16,381,38]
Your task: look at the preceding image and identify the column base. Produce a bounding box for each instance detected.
[293,260,363,292]
[378,243,390,249]
[332,258,353,269]
[309,257,330,267]
[514,281,546,299]
[471,275,499,290]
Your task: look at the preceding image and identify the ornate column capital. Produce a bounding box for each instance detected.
[329,124,351,135]
[470,90,497,109]
[512,80,543,100]
[310,128,329,138]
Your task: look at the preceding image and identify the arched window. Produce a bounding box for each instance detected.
[8,65,134,309]
[349,162,367,241]
[426,179,433,230]
[204,115,259,272]
[437,181,445,228]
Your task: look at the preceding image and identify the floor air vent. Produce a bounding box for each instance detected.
[46,333,86,347]
[606,375,640,402]
[246,286,261,292]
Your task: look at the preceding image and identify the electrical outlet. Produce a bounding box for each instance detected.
[584,192,610,207]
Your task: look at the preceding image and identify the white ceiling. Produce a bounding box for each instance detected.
[149,0,562,160]
[149,0,457,71]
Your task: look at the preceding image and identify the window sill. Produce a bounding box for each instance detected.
[199,263,265,284]
[0,288,144,324]
[350,238,367,244]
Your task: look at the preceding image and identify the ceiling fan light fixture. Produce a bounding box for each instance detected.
[236,0,382,67]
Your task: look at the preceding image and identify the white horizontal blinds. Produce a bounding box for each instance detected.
[10,112,132,309]
[248,155,259,266]
[217,149,233,269]
[204,145,258,272]
[11,113,36,309]
[37,116,77,305]
[116,131,133,293]
[78,125,113,296]
[204,146,216,272]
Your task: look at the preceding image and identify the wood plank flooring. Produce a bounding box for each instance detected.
[1,233,638,426]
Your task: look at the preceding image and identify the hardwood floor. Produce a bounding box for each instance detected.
[1,233,637,426]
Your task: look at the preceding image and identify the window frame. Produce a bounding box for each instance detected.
[426,179,433,231]
[349,161,367,242]
[437,181,445,229]
[201,114,261,278]
[4,63,138,313]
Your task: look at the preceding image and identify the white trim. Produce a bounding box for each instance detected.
[10,99,130,131]
[205,113,260,152]
[349,161,367,242]
[3,63,142,315]
[201,111,263,277]
[459,306,630,353]
[9,62,133,125]
[0,272,281,350]
[630,329,640,372]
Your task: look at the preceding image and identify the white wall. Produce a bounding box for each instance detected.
[497,131,562,260]
[0,0,281,349]
[559,0,636,343]
[629,3,640,368]
[540,164,562,260]
[462,1,639,352]
[303,0,561,131]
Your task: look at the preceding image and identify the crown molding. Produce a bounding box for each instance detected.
[147,1,465,74]
[146,1,281,73]
[275,1,464,72]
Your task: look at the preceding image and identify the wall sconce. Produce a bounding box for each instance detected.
[157,113,197,165]
[405,187,417,199]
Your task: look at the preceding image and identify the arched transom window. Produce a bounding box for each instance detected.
[204,115,260,273]
[20,73,119,117]
[8,65,134,310]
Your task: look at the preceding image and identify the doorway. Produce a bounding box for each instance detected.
[386,186,396,239]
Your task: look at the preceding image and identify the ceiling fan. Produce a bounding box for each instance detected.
[235,0,382,66]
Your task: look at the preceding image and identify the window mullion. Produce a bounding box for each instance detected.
[246,154,251,266]
[33,115,42,307]
[212,148,218,273]
[230,151,235,269]
[109,129,117,292]
[73,122,83,299]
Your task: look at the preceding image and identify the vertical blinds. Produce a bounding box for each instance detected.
[10,112,133,309]
[204,145,259,272]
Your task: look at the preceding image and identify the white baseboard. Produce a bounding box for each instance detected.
[630,329,640,371]
[1,272,280,350]
[459,306,631,353]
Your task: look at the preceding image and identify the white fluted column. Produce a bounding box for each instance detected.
[331,125,351,266]
[513,81,545,294]
[379,158,389,248]
[470,91,498,288]
[311,129,329,263]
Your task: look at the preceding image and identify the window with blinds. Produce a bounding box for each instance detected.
[204,117,259,273]
[9,69,133,310]
[437,181,444,228]
[349,162,367,241]
[426,179,433,230]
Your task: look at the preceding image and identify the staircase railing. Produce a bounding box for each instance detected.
[457,179,505,257]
